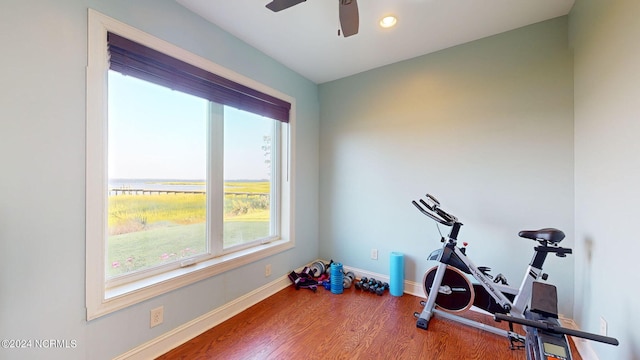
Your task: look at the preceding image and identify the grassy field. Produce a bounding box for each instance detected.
[107,181,270,277]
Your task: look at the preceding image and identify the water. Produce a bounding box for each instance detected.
[108,179,205,192]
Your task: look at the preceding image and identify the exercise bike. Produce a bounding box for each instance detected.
[411,193,572,345]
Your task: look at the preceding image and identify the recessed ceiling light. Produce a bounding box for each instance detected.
[379,15,397,29]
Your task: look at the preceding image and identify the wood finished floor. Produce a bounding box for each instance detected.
[157,284,582,359]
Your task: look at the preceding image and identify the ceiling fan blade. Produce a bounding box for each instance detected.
[339,0,359,37]
[265,0,307,12]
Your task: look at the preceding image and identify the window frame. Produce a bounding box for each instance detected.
[86,9,295,320]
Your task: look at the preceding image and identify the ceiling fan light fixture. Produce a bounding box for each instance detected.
[379,15,397,28]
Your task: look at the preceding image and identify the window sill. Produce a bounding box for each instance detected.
[88,239,293,320]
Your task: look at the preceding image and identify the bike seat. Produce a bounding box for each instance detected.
[518,228,565,243]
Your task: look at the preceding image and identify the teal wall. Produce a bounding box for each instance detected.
[0,1,319,359]
[319,17,575,316]
[570,0,640,358]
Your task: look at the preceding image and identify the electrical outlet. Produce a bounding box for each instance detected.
[371,248,378,260]
[265,264,272,277]
[150,306,164,328]
[600,317,607,336]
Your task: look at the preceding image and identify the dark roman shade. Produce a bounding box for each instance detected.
[107,32,291,123]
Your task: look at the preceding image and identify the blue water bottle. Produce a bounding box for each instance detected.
[330,262,344,294]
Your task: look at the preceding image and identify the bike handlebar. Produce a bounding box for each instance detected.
[412,194,458,226]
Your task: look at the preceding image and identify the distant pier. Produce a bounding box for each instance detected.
[108,188,267,197]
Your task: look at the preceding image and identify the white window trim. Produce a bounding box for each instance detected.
[85,9,295,320]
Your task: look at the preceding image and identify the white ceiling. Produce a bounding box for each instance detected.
[176,0,575,84]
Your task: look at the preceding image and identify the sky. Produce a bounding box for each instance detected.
[108,71,273,181]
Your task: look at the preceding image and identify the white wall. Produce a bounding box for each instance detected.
[319,17,575,316]
[0,1,319,359]
[570,0,640,358]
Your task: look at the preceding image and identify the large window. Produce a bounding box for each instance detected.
[86,10,294,319]
[107,70,210,279]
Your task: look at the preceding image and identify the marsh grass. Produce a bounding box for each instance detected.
[108,193,206,234]
[107,181,270,277]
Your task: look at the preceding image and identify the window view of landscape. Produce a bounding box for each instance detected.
[107,71,274,278]
[223,107,273,249]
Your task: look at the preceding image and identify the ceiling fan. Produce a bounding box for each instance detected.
[265,0,359,37]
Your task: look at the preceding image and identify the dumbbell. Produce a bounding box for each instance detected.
[376,282,389,296]
[362,281,370,291]
[309,261,326,278]
[321,280,331,290]
[368,278,381,291]
[343,271,356,289]
[355,277,368,290]
[368,279,380,293]
[360,278,372,291]
[368,281,387,295]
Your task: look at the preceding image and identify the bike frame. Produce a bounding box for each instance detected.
[438,235,542,316]
[416,222,548,343]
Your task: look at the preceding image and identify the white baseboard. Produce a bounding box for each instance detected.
[113,273,292,360]
[115,261,592,360]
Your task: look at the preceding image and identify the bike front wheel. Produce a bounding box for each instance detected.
[423,265,475,312]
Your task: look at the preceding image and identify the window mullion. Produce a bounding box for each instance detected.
[208,102,225,255]
[271,122,280,237]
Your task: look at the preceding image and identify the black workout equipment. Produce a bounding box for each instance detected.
[355,277,367,290]
[376,282,389,296]
[353,277,389,295]
[288,270,317,292]
[412,193,569,345]
[495,282,618,359]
